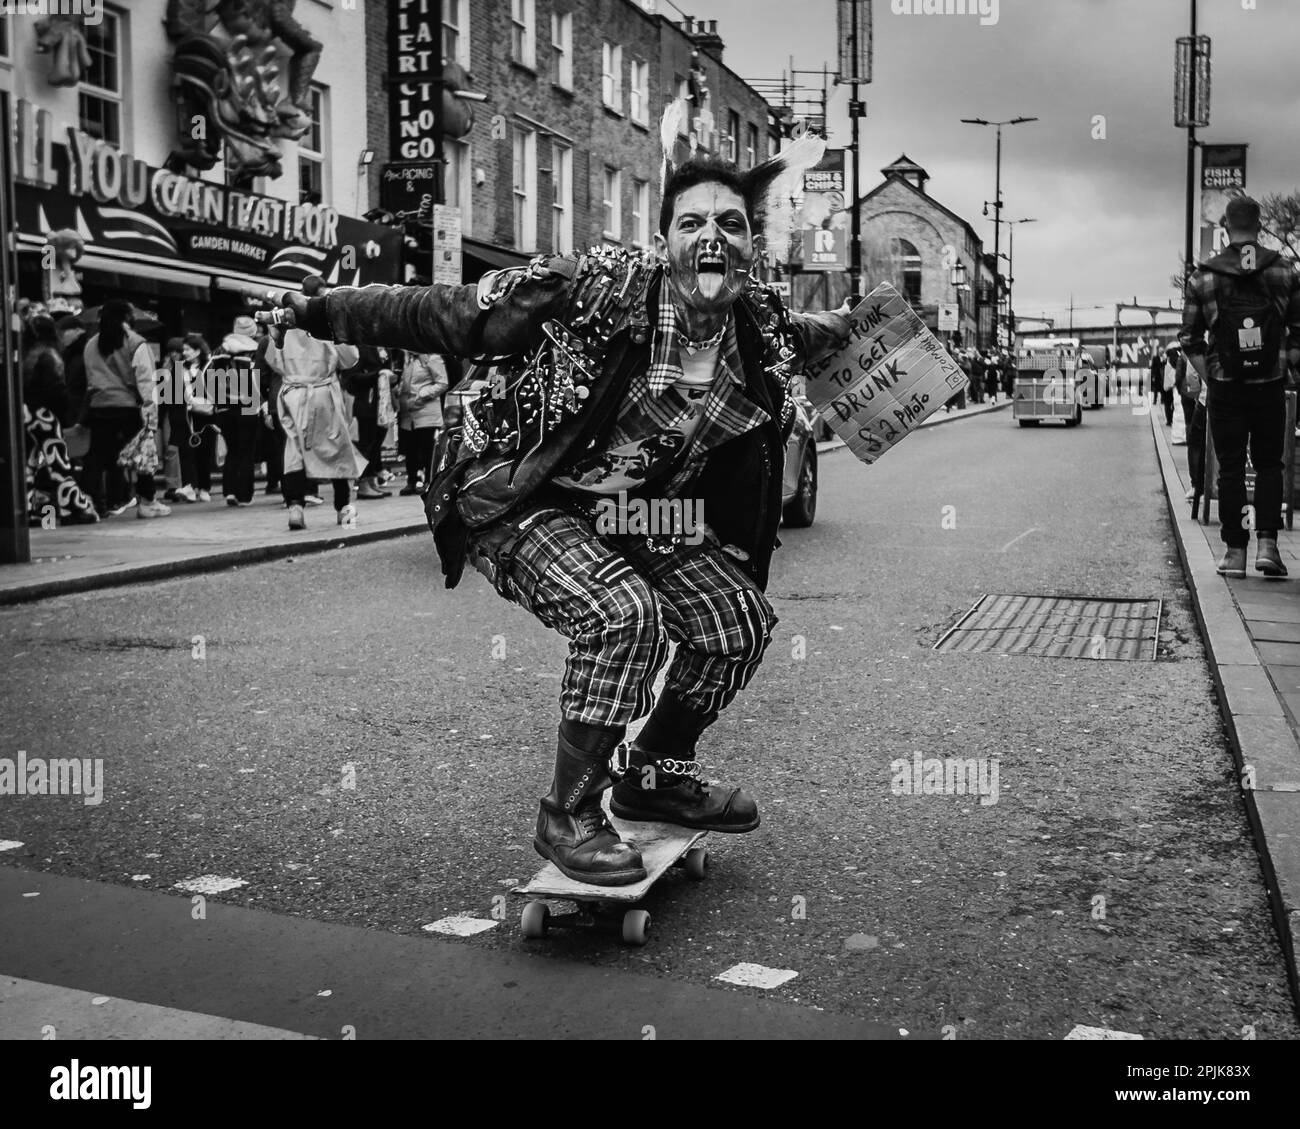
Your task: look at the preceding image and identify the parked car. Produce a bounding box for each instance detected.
[782,394,819,528]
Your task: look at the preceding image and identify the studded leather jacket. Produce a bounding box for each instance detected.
[299,249,850,589]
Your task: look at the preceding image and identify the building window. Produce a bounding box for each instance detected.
[511,0,536,68]
[896,238,923,306]
[79,9,123,145]
[601,42,623,111]
[631,179,650,248]
[512,125,537,250]
[551,10,572,89]
[298,85,327,204]
[746,123,758,169]
[725,110,740,163]
[443,0,471,69]
[603,166,622,240]
[0,14,9,59]
[551,142,572,253]
[628,59,649,126]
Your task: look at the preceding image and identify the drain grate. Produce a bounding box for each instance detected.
[934,595,1162,661]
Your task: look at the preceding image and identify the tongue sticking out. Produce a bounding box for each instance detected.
[695,270,725,300]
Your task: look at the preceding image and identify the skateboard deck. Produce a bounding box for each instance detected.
[513,798,708,945]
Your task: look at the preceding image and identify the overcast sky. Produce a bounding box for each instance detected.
[693,0,1300,324]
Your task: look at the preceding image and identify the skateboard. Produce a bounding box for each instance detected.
[512,799,709,947]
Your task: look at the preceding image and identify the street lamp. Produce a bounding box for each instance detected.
[998,218,1036,345]
[961,116,1038,348]
[949,261,968,350]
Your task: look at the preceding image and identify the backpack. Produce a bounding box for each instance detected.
[1212,259,1284,381]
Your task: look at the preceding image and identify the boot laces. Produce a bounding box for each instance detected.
[574,804,612,840]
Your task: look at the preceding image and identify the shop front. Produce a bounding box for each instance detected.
[13,101,402,347]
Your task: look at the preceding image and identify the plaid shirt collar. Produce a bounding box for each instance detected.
[645,280,745,395]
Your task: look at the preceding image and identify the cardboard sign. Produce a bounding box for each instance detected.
[803,283,968,465]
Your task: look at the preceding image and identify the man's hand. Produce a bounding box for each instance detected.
[280,290,310,324]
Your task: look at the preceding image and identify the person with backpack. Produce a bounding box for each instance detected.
[1180,195,1300,579]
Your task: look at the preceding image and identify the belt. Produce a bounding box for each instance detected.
[537,486,685,556]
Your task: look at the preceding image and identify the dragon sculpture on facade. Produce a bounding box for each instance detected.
[165,0,323,187]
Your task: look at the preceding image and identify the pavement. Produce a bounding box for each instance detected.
[0,397,1009,607]
[0,486,429,606]
[1149,405,1300,1007]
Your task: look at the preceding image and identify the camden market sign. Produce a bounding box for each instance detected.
[14,105,400,286]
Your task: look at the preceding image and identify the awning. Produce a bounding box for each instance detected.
[461,236,532,280]
[16,236,304,298]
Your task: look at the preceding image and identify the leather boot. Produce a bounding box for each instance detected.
[1255,537,1289,578]
[609,690,759,833]
[1216,546,1247,578]
[535,722,646,886]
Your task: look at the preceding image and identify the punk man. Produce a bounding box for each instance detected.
[284,147,850,885]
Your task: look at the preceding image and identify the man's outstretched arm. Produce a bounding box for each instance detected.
[287,259,579,358]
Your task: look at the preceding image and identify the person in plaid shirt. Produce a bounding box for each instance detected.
[1180,195,1300,579]
[285,150,850,885]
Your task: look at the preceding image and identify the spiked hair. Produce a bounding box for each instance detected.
[657,100,826,259]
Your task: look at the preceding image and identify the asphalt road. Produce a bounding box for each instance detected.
[2,398,1297,1039]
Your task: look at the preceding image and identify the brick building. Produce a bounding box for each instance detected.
[364,0,776,282]
[857,155,1004,350]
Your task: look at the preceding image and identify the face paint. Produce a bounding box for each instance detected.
[655,182,755,324]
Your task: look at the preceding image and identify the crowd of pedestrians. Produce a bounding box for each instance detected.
[16,290,455,533]
[948,346,1016,410]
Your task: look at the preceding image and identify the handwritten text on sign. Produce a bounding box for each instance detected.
[803,283,968,465]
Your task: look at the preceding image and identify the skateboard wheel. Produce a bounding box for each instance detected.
[622,909,651,946]
[521,901,550,939]
[684,847,708,881]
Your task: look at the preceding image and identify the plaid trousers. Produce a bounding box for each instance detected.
[467,505,778,729]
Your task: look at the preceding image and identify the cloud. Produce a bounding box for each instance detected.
[707,0,1300,312]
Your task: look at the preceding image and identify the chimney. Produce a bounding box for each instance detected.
[685,17,724,63]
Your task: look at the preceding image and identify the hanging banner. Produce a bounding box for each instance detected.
[1200,143,1247,262]
[389,0,441,159]
[802,283,968,465]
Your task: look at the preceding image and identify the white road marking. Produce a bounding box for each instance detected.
[423,915,499,937]
[0,841,24,852]
[999,527,1039,553]
[715,963,799,990]
[173,875,248,895]
[1065,1025,1143,1040]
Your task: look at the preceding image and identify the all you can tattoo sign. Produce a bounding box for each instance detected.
[803,283,969,465]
